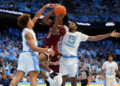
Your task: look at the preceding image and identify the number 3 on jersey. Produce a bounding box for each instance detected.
[68,35,76,45]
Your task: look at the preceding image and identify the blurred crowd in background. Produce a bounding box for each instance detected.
[1,0,120,22]
[0,28,120,85]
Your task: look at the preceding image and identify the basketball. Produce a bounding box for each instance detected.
[54,5,66,16]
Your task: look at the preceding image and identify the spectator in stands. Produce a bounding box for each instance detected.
[8,74,14,85]
[0,49,5,59]
[0,73,9,86]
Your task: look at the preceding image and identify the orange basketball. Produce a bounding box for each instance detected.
[54,5,66,16]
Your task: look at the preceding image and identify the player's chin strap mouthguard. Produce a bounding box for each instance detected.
[42,52,49,61]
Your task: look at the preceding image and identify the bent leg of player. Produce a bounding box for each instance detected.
[39,52,49,62]
[10,71,24,86]
[39,53,51,72]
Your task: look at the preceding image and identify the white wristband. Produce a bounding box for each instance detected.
[49,70,53,74]
[48,48,51,53]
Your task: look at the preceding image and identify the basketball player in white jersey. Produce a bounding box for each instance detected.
[10,4,56,86]
[101,54,118,86]
[59,22,120,86]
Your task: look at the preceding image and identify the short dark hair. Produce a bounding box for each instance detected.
[17,13,30,28]
[106,53,115,61]
[63,15,69,26]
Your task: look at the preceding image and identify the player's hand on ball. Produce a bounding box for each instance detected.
[111,30,120,38]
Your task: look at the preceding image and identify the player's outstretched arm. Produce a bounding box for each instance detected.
[88,30,120,41]
[42,10,54,25]
[32,4,51,25]
[25,32,53,53]
[42,4,60,25]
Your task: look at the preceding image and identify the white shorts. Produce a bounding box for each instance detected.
[59,57,78,77]
[17,52,40,74]
[105,78,117,86]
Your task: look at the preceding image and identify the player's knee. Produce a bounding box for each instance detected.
[39,53,49,62]
[29,71,38,79]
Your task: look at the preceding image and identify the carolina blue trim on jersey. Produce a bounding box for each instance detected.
[62,55,77,58]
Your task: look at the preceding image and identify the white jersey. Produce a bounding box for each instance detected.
[102,61,118,78]
[60,25,89,56]
[22,28,38,55]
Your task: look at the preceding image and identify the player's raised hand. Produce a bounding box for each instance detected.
[45,3,59,8]
[45,4,52,8]
[111,30,120,38]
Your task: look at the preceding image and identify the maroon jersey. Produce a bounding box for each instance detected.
[44,22,66,52]
[43,22,66,72]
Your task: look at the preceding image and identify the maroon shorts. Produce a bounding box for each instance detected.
[49,53,61,73]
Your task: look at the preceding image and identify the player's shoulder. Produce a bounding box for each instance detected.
[74,31,80,34]
[75,31,84,36]
[23,28,33,33]
[113,61,117,64]
[103,61,108,64]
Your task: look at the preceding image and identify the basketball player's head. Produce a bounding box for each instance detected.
[107,53,114,62]
[18,13,34,29]
[56,15,69,26]
[68,21,78,32]
[62,15,69,26]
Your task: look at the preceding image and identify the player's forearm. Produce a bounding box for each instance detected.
[88,33,111,41]
[36,6,47,17]
[43,10,54,23]
[32,47,48,53]
[32,6,47,24]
